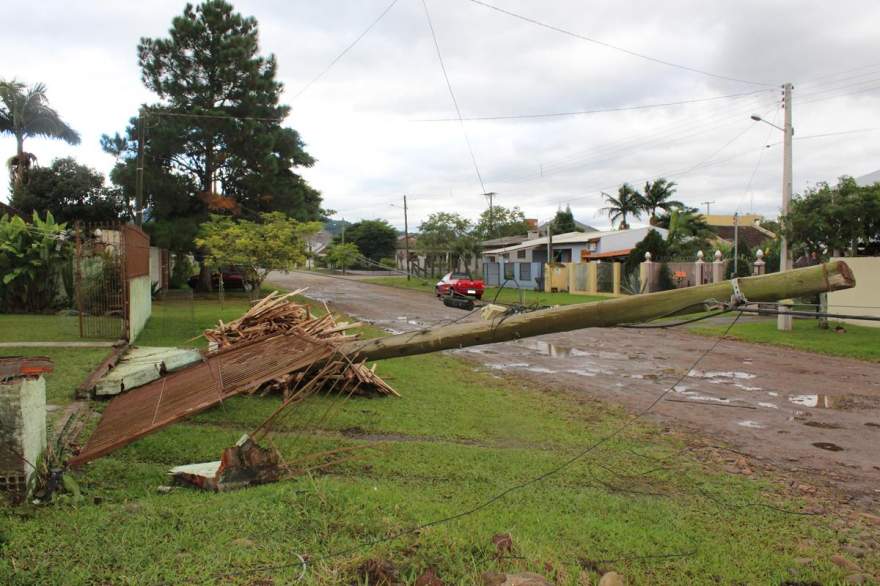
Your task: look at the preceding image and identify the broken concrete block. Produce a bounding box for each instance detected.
[0,373,47,502]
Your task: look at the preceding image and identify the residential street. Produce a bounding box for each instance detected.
[270,270,880,507]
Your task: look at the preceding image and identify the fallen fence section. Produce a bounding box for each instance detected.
[68,333,336,467]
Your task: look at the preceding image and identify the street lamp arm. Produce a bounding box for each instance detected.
[750,114,784,132]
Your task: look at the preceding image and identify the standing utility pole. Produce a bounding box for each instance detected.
[733,212,739,275]
[778,82,794,331]
[135,109,145,226]
[484,192,496,237]
[701,201,715,216]
[403,195,411,281]
[341,217,346,275]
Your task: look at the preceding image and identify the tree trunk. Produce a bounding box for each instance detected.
[344,261,855,361]
[14,134,25,187]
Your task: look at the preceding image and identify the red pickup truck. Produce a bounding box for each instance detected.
[435,272,485,299]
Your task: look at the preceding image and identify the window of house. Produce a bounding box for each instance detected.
[519,262,531,282]
[504,263,515,280]
[517,249,526,259]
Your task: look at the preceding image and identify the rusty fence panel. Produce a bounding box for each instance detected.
[74,222,127,340]
[69,333,338,466]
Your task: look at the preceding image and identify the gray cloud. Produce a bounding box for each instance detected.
[2,0,879,231]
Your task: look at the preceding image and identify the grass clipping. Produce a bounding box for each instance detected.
[202,290,398,398]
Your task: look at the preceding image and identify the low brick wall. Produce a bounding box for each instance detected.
[0,376,46,501]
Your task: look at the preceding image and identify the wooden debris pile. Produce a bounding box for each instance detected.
[202,290,398,397]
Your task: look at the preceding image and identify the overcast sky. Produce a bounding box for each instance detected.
[3,0,880,230]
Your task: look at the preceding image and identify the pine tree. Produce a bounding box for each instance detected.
[104,0,322,251]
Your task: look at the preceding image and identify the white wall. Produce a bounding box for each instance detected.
[149,246,161,287]
[129,275,152,340]
[828,257,880,328]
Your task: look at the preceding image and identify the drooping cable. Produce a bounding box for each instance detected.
[421,0,487,193]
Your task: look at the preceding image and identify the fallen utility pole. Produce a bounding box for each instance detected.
[70,261,853,466]
[344,261,855,361]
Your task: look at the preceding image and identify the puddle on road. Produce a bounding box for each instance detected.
[526,366,557,374]
[737,420,765,429]
[564,368,597,377]
[735,383,763,391]
[688,370,757,380]
[512,339,625,360]
[812,442,844,452]
[486,362,530,370]
[757,402,778,409]
[788,394,839,409]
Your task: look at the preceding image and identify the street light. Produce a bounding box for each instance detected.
[750,114,784,131]
[750,82,794,331]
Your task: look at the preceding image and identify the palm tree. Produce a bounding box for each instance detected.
[642,178,683,224]
[664,207,714,257]
[600,183,643,230]
[0,80,80,187]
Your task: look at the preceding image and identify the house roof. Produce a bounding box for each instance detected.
[703,213,764,227]
[713,225,776,248]
[584,248,633,259]
[537,219,597,232]
[856,169,880,186]
[484,226,666,255]
[481,235,529,248]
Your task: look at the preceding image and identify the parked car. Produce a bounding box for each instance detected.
[435,272,485,299]
[188,266,251,290]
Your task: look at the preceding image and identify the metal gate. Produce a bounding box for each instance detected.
[74,223,127,339]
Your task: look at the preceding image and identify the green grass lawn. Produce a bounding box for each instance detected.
[691,317,880,362]
[0,314,117,343]
[1,296,876,584]
[365,275,607,306]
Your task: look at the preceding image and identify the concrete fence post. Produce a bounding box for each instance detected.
[694,250,705,285]
[544,263,551,293]
[712,250,725,283]
[753,248,766,275]
[639,252,653,293]
[612,262,621,296]
[587,262,598,294]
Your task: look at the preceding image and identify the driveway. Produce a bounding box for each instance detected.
[269,270,880,507]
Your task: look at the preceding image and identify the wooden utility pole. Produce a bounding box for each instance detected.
[403,195,411,281]
[484,192,496,237]
[344,261,854,361]
[341,218,346,275]
[135,109,145,226]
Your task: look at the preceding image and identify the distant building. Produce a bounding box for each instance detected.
[481,227,667,289]
[703,214,776,249]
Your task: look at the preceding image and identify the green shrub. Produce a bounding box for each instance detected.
[0,211,71,312]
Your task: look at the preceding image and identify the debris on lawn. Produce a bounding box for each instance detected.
[170,434,282,492]
[202,290,398,398]
[71,291,396,467]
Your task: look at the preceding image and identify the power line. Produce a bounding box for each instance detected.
[466,0,774,87]
[489,93,778,186]
[415,89,774,122]
[143,109,284,122]
[291,0,401,100]
[421,0,487,193]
